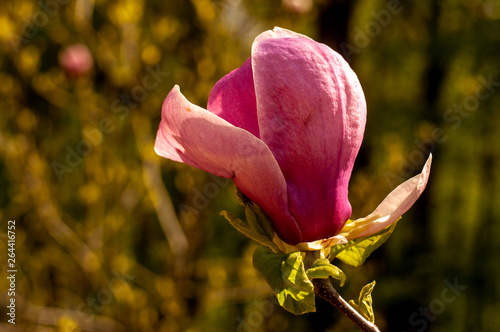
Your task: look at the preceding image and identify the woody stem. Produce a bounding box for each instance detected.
[304,251,381,332]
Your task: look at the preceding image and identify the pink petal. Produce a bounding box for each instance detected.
[207,58,260,138]
[251,27,367,242]
[340,155,432,240]
[154,86,302,242]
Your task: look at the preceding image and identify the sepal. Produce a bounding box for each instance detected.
[220,209,280,253]
[225,189,347,254]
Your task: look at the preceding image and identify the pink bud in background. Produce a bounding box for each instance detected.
[59,44,93,77]
[282,0,313,14]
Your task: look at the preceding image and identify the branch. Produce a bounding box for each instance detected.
[313,277,381,332]
[131,112,189,275]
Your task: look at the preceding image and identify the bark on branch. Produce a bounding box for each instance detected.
[313,277,381,332]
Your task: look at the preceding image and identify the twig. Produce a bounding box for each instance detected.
[313,277,381,332]
[131,112,189,275]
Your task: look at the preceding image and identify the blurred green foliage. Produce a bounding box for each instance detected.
[0,0,499,331]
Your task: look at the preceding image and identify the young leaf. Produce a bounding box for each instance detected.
[350,281,376,323]
[306,258,346,287]
[253,246,316,315]
[330,220,399,267]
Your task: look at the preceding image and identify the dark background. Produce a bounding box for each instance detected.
[1,0,499,331]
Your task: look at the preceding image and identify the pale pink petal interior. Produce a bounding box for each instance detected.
[207,58,260,138]
[340,155,432,240]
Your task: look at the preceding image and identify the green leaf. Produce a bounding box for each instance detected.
[330,220,399,267]
[220,210,279,253]
[350,281,376,323]
[306,258,346,287]
[253,246,316,315]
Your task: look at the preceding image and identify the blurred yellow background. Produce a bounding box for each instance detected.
[1,0,500,331]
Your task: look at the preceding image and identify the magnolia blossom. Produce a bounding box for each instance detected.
[154,27,431,247]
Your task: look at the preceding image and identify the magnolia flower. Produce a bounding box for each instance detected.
[59,44,93,77]
[154,27,431,248]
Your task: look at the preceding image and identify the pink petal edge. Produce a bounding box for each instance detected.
[154,85,303,243]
